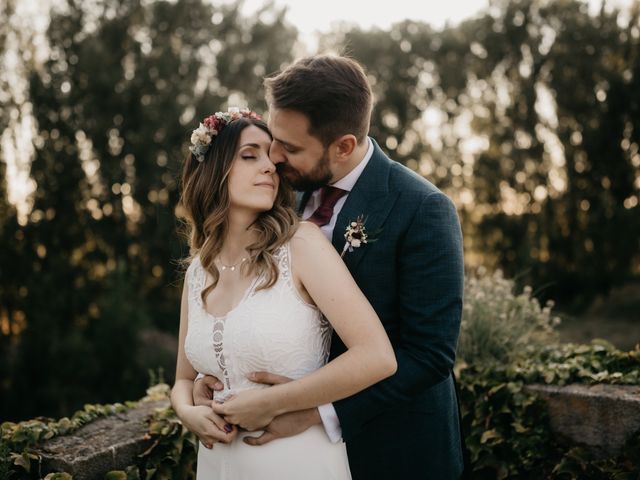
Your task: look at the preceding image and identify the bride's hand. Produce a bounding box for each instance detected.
[211,389,278,431]
[178,405,238,449]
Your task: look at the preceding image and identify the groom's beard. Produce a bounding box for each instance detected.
[279,148,332,192]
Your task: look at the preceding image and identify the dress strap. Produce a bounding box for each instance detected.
[273,242,293,286]
[187,256,206,308]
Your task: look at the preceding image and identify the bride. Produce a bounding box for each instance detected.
[170,107,396,479]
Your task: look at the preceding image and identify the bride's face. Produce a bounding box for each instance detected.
[227,125,279,213]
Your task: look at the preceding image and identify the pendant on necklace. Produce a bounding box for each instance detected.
[219,257,246,272]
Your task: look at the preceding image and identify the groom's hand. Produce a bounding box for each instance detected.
[243,408,322,446]
[248,371,292,386]
[193,374,223,407]
[243,371,320,446]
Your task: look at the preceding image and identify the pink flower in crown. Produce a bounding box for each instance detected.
[203,115,222,133]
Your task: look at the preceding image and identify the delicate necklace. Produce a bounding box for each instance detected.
[217,256,247,272]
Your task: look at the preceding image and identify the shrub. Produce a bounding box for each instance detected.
[458,268,560,366]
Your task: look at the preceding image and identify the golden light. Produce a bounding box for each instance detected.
[1,310,10,336]
[624,196,638,209]
[12,310,27,336]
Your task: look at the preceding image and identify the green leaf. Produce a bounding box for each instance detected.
[480,429,499,444]
[511,422,528,433]
[104,471,128,480]
[13,452,31,472]
[44,473,73,480]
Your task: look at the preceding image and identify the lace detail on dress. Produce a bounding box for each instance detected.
[190,257,234,395]
[186,245,349,479]
[184,243,332,404]
[273,244,292,285]
[273,243,332,362]
[212,317,231,390]
[187,256,206,308]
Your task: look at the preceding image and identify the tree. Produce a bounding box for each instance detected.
[1,0,297,421]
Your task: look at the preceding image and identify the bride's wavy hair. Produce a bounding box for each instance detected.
[178,116,298,303]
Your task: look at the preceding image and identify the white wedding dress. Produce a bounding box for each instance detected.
[184,243,352,480]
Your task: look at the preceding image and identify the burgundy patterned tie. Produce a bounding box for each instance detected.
[307,186,348,227]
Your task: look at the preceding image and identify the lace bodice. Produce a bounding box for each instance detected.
[184,243,332,402]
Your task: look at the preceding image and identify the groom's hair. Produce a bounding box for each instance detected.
[264,54,373,147]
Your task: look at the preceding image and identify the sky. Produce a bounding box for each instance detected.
[237,0,491,48]
[232,0,633,51]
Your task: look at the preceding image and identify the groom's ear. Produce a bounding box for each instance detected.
[332,134,358,161]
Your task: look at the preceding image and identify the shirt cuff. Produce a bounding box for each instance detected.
[194,372,204,382]
[318,403,343,443]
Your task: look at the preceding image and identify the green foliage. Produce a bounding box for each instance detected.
[513,341,640,386]
[459,366,557,478]
[458,268,560,365]
[459,338,640,478]
[147,367,166,388]
[455,267,640,478]
[4,362,640,479]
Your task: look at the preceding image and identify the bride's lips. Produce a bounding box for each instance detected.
[255,182,275,189]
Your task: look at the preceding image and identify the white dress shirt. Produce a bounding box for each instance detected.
[302,138,374,443]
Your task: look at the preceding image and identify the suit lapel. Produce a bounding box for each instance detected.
[332,139,399,272]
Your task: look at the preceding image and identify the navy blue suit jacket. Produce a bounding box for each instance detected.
[300,139,465,479]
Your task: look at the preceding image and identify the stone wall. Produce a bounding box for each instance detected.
[26,384,640,478]
[32,400,169,480]
[525,383,640,458]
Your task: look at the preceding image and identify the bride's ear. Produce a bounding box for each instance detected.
[332,134,358,161]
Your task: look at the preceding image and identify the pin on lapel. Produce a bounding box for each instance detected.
[341,215,381,258]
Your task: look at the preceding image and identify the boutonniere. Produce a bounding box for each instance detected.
[341,215,381,258]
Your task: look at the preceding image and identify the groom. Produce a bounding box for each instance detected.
[195,54,465,479]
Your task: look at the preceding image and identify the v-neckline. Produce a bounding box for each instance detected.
[199,264,260,319]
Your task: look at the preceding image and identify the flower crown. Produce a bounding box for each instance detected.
[189,107,262,162]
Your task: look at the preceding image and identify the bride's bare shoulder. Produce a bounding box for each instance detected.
[291,222,334,256]
[293,221,331,243]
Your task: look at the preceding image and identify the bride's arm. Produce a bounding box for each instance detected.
[170,274,236,447]
[212,222,397,430]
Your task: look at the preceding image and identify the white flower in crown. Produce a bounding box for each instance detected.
[190,123,212,146]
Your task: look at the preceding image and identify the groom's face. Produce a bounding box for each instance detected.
[268,107,333,191]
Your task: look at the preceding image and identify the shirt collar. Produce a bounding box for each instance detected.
[330,138,373,192]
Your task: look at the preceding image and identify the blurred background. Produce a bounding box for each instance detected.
[1,0,638,422]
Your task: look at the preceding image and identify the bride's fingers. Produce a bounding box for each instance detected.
[248,371,292,385]
[199,436,215,449]
[243,431,277,446]
[205,423,235,444]
[206,411,235,435]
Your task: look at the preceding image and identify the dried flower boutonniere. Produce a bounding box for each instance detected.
[341,215,378,258]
